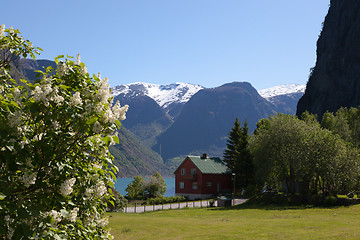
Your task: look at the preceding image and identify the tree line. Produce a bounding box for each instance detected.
[224,108,360,198]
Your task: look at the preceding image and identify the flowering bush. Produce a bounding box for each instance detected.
[0,25,128,239]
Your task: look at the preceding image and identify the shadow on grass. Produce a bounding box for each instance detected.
[210,198,352,211]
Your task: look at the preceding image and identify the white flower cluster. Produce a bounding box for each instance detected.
[57,62,69,76]
[8,111,22,128]
[92,162,103,169]
[112,101,129,121]
[102,101,128,123]
[13,88,22,105]
[96,77,111,103]
[60,178,76,197]
[48,210,62,223]
[0,24,5,38]
[7,227,14,239]
[75,54,81,65]
[53,121,61,131]
[70,92,83,106]
[94,181,107,197]
[52,87,64,105]
[67,207,79,222]
[96,218,109,228]
[20,172,37,187]
[85,188,93,197]
[32,83,64,107]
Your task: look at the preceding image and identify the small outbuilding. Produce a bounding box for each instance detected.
[174,154,232,200]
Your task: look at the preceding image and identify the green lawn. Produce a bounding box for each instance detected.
[107,204,360,240]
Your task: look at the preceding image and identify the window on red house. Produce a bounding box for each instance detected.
[206,181,212,187]
[181,168,186,175]
[180,182,184,189]
[191,168,196,175]
[192,182,198,190]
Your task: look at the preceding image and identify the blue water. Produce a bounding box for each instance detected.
[114,178,175,197]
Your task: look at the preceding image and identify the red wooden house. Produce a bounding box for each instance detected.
[174,154,232,200]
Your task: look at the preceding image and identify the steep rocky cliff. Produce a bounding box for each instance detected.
[297,1,360,119]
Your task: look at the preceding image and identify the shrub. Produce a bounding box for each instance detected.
[347,192,355,199]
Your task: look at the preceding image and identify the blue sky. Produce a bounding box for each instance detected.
[3,0,329,90]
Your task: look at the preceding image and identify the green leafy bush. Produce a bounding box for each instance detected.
[0,25,128,239]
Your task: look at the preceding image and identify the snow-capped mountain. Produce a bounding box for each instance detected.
[258,84,306,115]
[111,82,204,109]
[258,84,306,102]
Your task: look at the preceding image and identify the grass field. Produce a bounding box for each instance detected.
[107,203,360,240]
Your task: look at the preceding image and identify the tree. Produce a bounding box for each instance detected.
[125,176,146,199]
[249,113,360,195]
[144,172,167,198]
[0,25,128,239]
[223,118,254,190]
[125,173,167,200]
[107,188,128,212]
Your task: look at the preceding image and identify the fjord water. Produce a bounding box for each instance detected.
[114,178,175,197]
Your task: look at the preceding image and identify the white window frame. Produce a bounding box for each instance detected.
[181,168,186,175]
[179,182,184,189]
[192,182,198,190]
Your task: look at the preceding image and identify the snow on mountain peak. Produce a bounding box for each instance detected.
[258,84,306,99]
[111,82,204,108]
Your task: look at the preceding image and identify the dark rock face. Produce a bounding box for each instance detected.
[297,1,360,119]
[113,94,173,147]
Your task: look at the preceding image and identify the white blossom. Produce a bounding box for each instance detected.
[13,87,22,104]
[112,101,129,121]
[7,227,14,239]
[60,178,76,197]
[4,215,13,224]
[93,121,103,133]
[103,108,115,123]
[8,111,22,128]
[80,65,88,75]
[53,94,64,105]
[92,162,102,169]
[20,139,29,149]
[109,137,116,146]
[96,77,111,103]
[0,24,5,38]
[75,54,81,65]
[57,62,69,76]
[94,104,103,114]
[21,172,37,187]
[33,133,44,142]
[85,188,94,197]
[96,217,109,228]
[0,85,4,94]
[70,92,83,106]
[94,181,107,197]
[48,210,62,223]
[32,84,52,106]
[53,121,61,130]
[67,207,79,222]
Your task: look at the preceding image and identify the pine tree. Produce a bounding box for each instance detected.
[223,117,242,170]
[223,118,254,190]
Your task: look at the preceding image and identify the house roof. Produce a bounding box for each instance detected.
[175,155,231,174]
